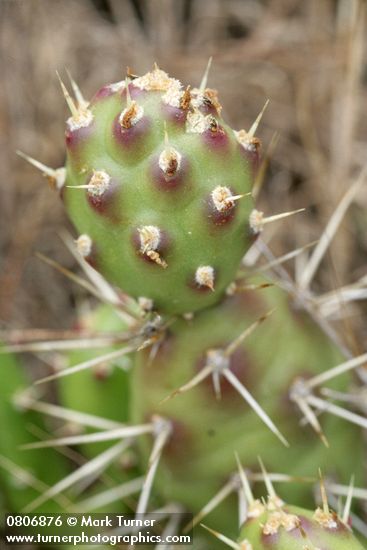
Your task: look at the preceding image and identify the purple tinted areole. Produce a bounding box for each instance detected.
[202,124,229,150]
[112,113,151,149]
[91,85,116,102]
[198,104,218,116]
[239,142,260,177]
[161,103,188,126]
[206,196,237,226]
[162,418,193,461]
[287,514,313,539]
[196,347,255,400]
[86,182,121,221]
[87,190,108,213]
[131,228,170,266]
[261,530,280,547]
[92,83,145,103]
[65,123,94,149]
[123,83,146,101]
[150,155,189,191]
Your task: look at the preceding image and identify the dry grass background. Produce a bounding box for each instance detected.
[0,0,366,349]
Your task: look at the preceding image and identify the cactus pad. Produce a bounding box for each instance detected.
[238,500,364,550]
[63,66,258,314]
[131,280,363,533]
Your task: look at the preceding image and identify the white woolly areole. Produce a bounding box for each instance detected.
[67,109,94,131]
[249,209,264,233]
[134,67,182,92]
[267,495,285,511]
[195,265,215,290]
[186,111,212,134]
[206,349,229,373]
[138,296,154,313]
[262,510,300,536]
[247,500,266,519]
[211,186,234,212]
[183,312,194,321]
[239,541,253,550]
[138,226,161,253]
[190,87,205,109]
[76,234,92,258]
[108,80,126,93]
[119,102,144,128]
[159,147,182,174]
[88,170,111,197]
[234,129,258,152]
[161,83,185,108]
[54,167,66,190]
[313,508,338,529]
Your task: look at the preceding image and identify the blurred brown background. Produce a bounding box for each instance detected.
[0,0,366,340]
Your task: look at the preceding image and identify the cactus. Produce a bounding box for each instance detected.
[58,64,261,315]
[0,348,71,513]
[131,281,363,526]
[203,464,365,549]
[3,64,366,550]
[234,468,365,550]
[237,503,365,550]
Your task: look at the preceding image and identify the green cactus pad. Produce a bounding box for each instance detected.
[0,347,71,512]
[63,66,258,314]
[57,304,132,458]
[130,280,364,533]
[239,501,365,550]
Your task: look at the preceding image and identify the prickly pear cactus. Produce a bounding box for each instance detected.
[239,504,365,550]
[0,348,70,513]
[5,63,365,550]
[131,282,363,520]
[236,486,365,550]
[54,279,364,540]
[60,65,261,314]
